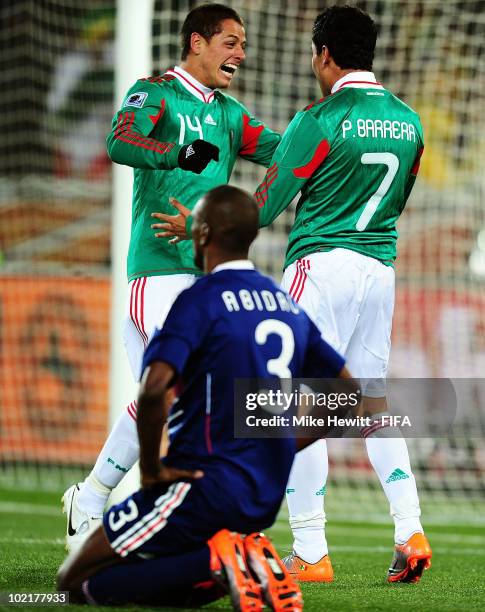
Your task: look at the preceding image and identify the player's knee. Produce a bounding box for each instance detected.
[57,556,81,597]
[56,563,71,591]
[57,565,85,603]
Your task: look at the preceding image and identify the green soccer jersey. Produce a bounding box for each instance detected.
[107,66,280,281]
[255,72,424,268]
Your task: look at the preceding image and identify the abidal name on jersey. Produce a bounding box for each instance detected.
[221,288,299,314]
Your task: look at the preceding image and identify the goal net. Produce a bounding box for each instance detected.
[152,0,485,523]
[0,0,115,487]
[1,0,484,524]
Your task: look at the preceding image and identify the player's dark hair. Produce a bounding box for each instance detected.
[203,185,258,254]
[312,5,377,71]
[181,3,244,60]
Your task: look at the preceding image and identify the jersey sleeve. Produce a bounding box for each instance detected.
[256,111,330,227]
[141,286,211,378]
[403,145,424,207]
[106,79,181,170]
[232,100,281,167]
[303,316,346,378]
[402,118,424,207]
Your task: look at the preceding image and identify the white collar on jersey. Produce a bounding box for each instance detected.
[165,65,215,104]
[211,260,255,274]
[331,71,384,94]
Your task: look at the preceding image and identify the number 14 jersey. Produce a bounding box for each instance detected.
[107,66,280,281]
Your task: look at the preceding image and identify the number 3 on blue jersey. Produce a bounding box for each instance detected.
[255,319,295,379]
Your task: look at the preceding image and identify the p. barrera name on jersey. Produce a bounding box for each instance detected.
[342,118,417,142]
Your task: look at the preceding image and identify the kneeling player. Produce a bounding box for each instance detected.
[57,186,355,610]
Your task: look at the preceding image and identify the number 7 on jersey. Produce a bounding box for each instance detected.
[356,152,399,231]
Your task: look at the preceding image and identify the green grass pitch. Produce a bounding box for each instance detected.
[1,486,484,611]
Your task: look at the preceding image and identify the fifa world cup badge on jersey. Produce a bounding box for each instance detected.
[124,92,148,108]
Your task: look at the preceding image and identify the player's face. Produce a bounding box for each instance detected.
[198,19,246,89]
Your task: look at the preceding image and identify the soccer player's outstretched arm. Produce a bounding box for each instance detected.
[106,79,218,173]
[256,111,330,227]
[237,108,282,167]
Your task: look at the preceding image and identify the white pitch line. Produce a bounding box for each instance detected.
[0,502,61,516]
[270,523,485,545]
[0,536,484,557]
[0,537,65,546]
[329,545,485,556]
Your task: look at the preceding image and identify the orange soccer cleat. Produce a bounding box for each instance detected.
[244,533,303,611]
[387,532,432,583]
[208,529,263,611]
[282,551,334,583]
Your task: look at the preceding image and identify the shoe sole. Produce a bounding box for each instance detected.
[245,535,302,611]
[388,554,432,583]
[223,563,264,611]
[211,531,263,612]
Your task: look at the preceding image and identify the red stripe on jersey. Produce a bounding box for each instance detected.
[116,121,174,153]
[411,146,424,176]
[304,97,325,111]
[240,114,264,156]
[256,163,277,194]
[125,125,174,153]
[115,111,175,155]
[115,111,129,136]
[120,112,174,153]
[293,139,330,179]
[166,69,213,103]
[254,163,278,207]
[140,74,176,83]
[255,173,278,206]
[149,99,166,125]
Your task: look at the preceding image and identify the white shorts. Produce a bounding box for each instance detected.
[122,274,196,381]
[282,249,395,385]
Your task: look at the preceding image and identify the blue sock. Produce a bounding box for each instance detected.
[83,545,218,606]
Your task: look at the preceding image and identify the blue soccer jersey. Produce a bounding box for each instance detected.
[141,261,344,524]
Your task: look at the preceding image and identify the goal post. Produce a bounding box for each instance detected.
[107,0,155,504]
[109,0,154,430]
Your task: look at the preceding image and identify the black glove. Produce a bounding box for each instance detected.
[178,139,219,174]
